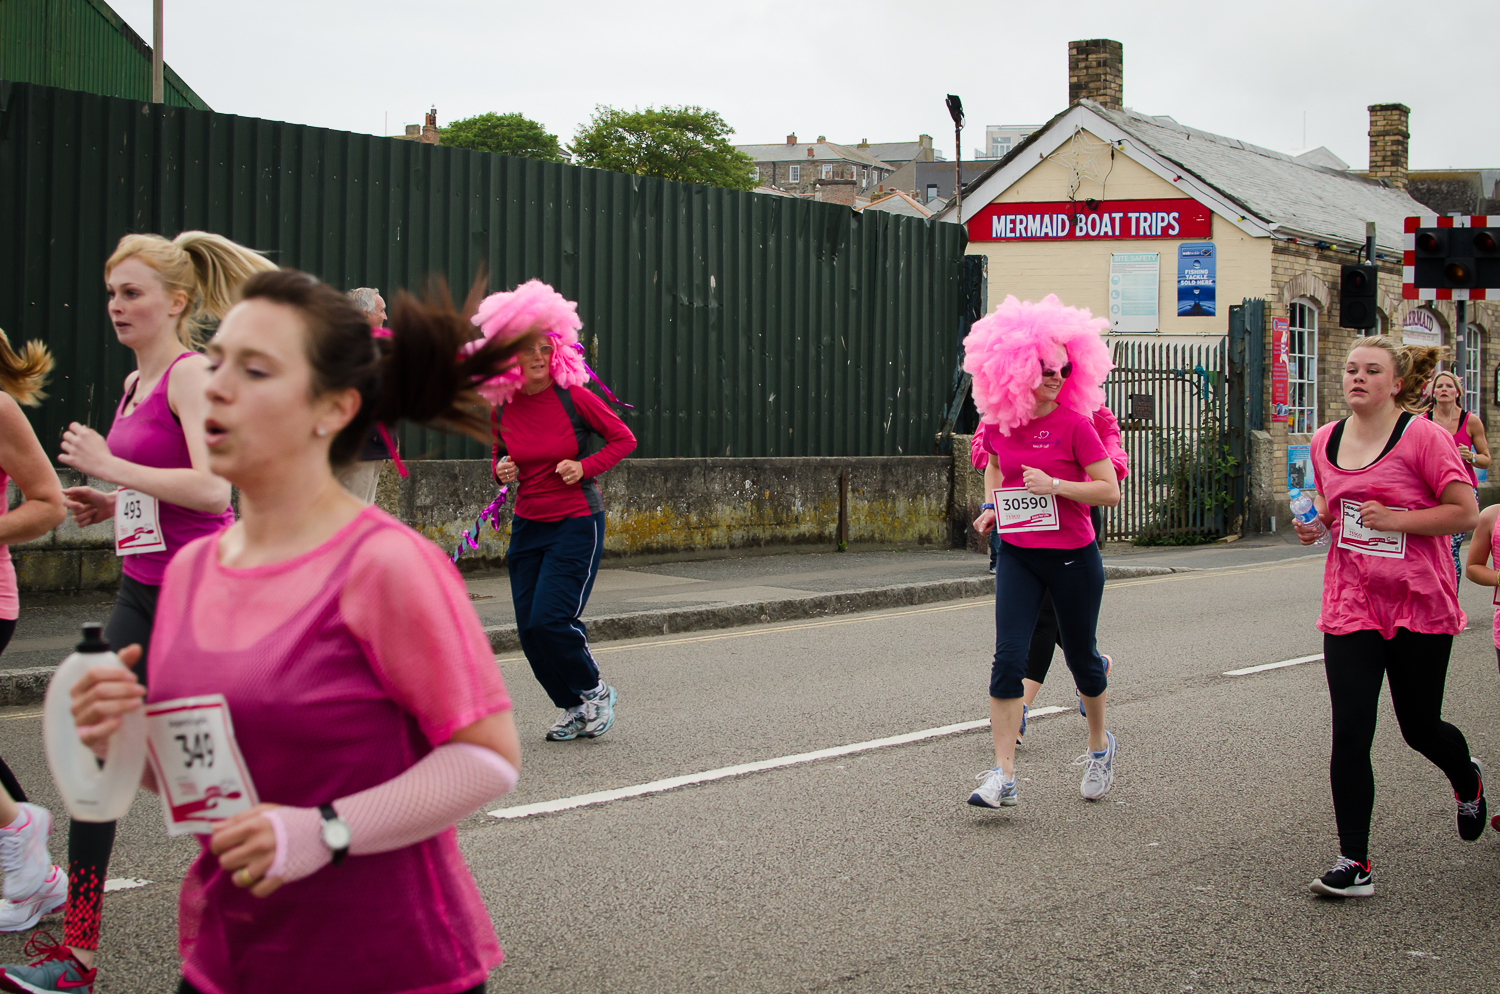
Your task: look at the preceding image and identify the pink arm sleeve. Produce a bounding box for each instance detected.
[573,387,637,478]
[263,741,518,883]
[1092,406,1129,480]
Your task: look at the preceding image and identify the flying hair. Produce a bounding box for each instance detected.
[0,328,53,406]
[468,280,588,405]
[962,294,1113,435]
[1346,335,1446,411]
[105,231,278,349]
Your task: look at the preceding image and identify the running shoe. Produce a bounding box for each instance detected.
[1456,759,1486,842]
[0,931,96,993]
[1078,655,1113,717]
[1308,857,1373,898]
[545,707,587,741]
[1075,730,1116,800]
[0,868,66,933]
[968,767,1018,808]
[0,805,54,903]
[1016,703,1028,746]
[581,684,617,739]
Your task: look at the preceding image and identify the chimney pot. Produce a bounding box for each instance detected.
[1067,39,1123,110]
[817,135,826,143]
[1367,103,1411,191]
[787,133,797,145]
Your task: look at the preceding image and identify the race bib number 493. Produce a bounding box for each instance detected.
[1337,499,1407,559]
[144,695,259,836]
[993,487,1060,533]
[114,489,166,556]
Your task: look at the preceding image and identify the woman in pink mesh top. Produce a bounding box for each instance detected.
[58,271,529,994]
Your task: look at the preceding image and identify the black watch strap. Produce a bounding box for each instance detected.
[319,803,349,866]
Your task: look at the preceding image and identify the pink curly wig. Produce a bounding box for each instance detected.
[468,279,589,405]
[963,294,1112,435]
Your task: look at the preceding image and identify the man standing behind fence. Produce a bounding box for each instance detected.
[342,288,394,502]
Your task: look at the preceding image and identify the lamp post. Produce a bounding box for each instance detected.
[151,0,164,103]
[945,94,964,224]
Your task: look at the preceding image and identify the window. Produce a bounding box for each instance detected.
[821,163,833,180]
[1288,300,1318,434]
[925,184,939,203]
[789,164,800,183]
[751,165,761,183]
[992,137,1013,157]
[1464,323,1482,412]
[861,167,868,184]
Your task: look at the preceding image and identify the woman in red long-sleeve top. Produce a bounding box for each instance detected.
[476,281,636,742]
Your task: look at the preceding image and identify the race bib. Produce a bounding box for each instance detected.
[114,489,166,556]
[1337,499,1407,559]
[144,695,259,836]
[993,487,1060,533]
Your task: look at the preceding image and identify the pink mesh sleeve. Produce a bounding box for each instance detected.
[340,528,511,745]
[263,742,518,883]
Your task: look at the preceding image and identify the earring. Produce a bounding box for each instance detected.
[316,427,328,437]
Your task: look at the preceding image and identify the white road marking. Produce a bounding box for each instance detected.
[491,705,1072,820]
[1223,653,1323,676]
[103,877,151,892]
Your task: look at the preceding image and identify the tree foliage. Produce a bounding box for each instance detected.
[568,105,756,191]
[441,113,563,162]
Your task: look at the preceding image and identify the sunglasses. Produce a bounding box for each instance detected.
[1040,361,1074,380]
[520,343,556,357]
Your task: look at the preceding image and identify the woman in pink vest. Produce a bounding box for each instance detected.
[1424,370,1489,585]
[59,270,526,994]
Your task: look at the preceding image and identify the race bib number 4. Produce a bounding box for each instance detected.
[1337,499,1407,559]
[144,695,259,836]
[993,487,1060,533]
[114,489,166,556]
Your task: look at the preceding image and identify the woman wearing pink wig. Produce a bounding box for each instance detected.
[478,281,636,741]
[964,295,1121,809]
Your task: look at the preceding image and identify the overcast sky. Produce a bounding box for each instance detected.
[112,0,1495,171]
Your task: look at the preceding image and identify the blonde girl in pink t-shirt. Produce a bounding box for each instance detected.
[1295,336,1483,899]
[56,272,532,994]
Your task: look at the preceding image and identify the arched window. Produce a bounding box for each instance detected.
[1464,322,1482,412]
[1288,299,1318,434]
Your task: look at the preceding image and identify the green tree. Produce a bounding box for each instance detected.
[568,105,757,191]
[441,112,563,161]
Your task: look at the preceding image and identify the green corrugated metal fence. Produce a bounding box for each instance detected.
[0,81,966,459]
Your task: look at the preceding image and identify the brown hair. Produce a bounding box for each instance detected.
[1346,335,1447,411]
[237,269,535,466]
[105,232,278,349]
[0,328,53,406]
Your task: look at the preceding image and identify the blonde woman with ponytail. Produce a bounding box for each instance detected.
[2,233,274,993]
[1293,336,1484,900]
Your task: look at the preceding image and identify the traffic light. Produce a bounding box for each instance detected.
[1339,264,1379,329]
[1410,225,1500,291]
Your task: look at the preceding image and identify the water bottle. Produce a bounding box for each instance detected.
[44,624,147,822]
[1289,488,1329,547]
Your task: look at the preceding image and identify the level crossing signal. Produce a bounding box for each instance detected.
[1339,264,1379,329]
[1403,215,1499,300]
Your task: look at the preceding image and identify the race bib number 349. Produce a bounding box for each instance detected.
[144,695,259,836]
[993,487,1060,533]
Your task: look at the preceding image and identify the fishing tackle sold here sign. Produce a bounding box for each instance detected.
[967,199,1212,242]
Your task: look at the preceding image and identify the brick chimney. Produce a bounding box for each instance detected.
[814,179,857,207]
[421,107,441,145]
[817,135,826,143]
[1367,103,1410,190]
[1068,39,1123,110]
[786,133,797,145]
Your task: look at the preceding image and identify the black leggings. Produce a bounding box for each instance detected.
[1324,629,1479,862]
[0,618,23,804]
[63,576,157,952]
[1022,506,1105,686]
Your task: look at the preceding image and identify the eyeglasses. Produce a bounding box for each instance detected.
[1040,361,1074,380]
[520,343,555,358]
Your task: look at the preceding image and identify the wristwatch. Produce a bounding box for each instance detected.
[1051,478,1061,491]
[318,803,351,866]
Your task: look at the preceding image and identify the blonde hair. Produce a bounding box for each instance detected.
[1346,335,1447,411]
[1430,370,1463,397]
[105,231,278,348]
[0,328,53,406]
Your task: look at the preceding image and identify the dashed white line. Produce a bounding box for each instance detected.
[1223,653,1323,677]
[490,705,1072,820]
[103,877,151,893]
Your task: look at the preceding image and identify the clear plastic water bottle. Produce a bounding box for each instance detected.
[1289,488,1329,547]
[44,623,147,822]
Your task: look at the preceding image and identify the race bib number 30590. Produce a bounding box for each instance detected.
[993,487,1060,533]
[144,695,259,836]
[1337,499,1407,559]
[114,489,166,556]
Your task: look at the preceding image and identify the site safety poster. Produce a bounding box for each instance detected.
[1176,243,1216,316]
[1109,253,1159,333]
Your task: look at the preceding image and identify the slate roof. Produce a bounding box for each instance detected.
[737,142,894,170]
[861,141,932,165]
[860,191,932,218]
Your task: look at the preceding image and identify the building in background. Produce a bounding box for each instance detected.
[394,107,442,144]
[976,125,1041,161]
[882,160,993,206]
[736,135,896,199]
[856,136,940,170]
[860,191,932,219]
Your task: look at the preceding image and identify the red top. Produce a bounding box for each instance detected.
[494,385,635,522]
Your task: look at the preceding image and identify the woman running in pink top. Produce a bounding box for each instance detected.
[58,270,527,994]
[1425,370,1489,584]
[1296,337,1483,899]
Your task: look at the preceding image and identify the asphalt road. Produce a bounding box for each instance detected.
[3,548,1499,993]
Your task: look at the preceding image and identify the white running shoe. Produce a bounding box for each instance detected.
[0,865,67,932]
[967,767,1019,808]
[1075,730,1117,801]
[0,804,54,902]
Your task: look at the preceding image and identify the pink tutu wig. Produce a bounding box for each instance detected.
[468,279,590,405]
[962,294,1112,435]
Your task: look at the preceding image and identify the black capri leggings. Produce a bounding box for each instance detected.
[991,540,1108,700]
[1323,628,1479,862]
[1023,506,1105,686]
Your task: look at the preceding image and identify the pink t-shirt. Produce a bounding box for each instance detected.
[1472,512,1500,649]
[0,469,16,621]
[980,406,1109,549]
[1311,415,1470,638]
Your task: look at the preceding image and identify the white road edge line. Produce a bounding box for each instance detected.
[1223,653,1323,677]
[490,705,1072,820]
[103,877,151,893]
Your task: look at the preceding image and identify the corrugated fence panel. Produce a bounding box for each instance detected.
[0,81,966,459]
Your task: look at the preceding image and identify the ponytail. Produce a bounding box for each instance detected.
[237,270,535,467]
[106,231,277,349]
[1347,335,1446,411]
[0,328,53,406]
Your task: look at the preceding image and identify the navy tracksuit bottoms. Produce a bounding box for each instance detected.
[508,512,605,709]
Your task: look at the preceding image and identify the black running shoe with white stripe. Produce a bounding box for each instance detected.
[1457,759,1486,842]
[1309,857,1372,898]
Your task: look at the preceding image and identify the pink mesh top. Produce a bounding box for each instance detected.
[147,506,512,994]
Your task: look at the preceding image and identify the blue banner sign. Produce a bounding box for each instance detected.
[1176,242,1216,317]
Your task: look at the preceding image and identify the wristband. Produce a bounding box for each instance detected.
[981,502,995,510]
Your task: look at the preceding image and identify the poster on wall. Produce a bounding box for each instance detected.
[1176,243,1216,316]
[1402,308,1442,347]
[1271,318,1290,418]
[1109,253,1160,333]
[1287,444,1314,490]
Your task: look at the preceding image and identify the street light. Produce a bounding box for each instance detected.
[945,94,964,223]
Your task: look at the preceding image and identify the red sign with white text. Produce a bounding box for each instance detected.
[1271,318,1289,409]
[967,199,1213,243]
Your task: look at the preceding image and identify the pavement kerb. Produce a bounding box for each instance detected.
[0,563,1184,706]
